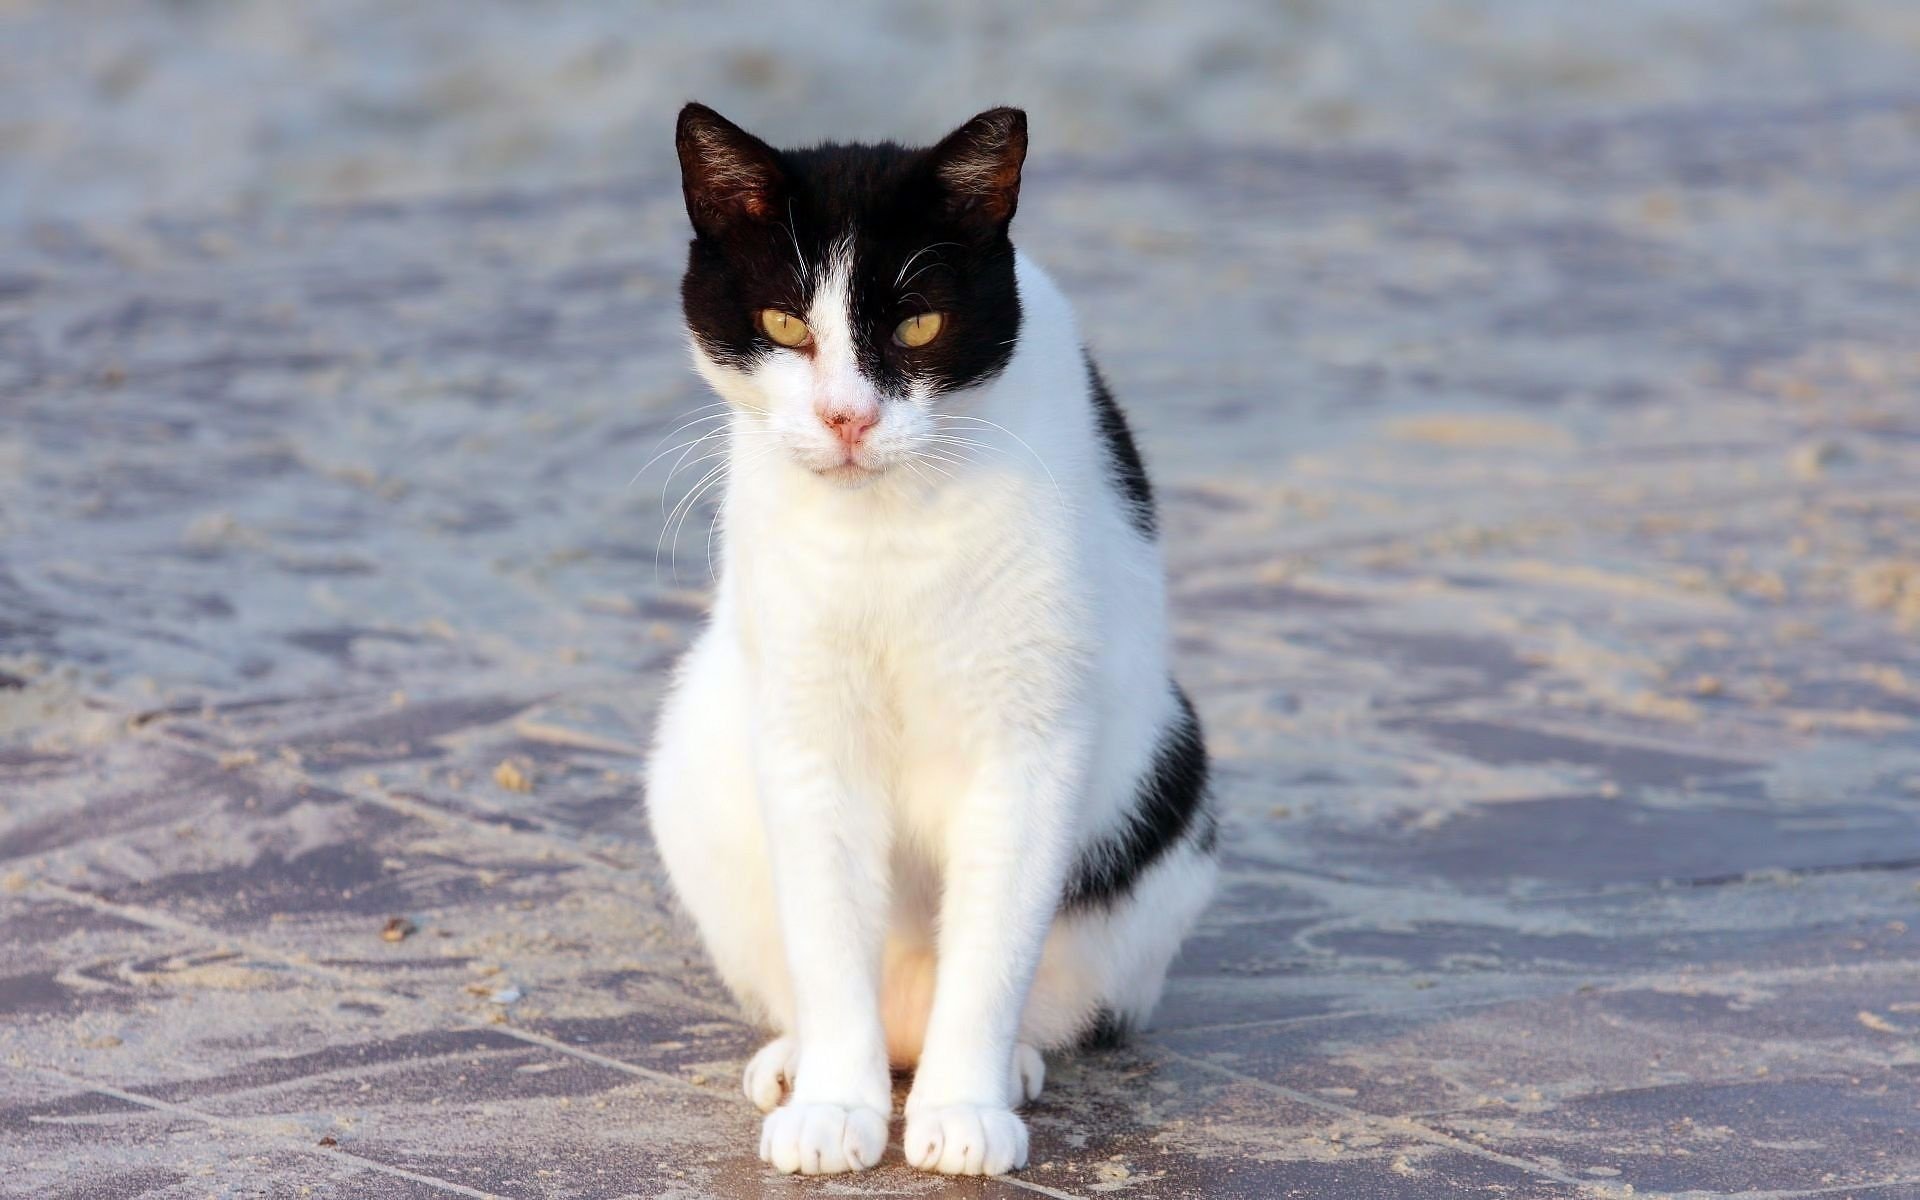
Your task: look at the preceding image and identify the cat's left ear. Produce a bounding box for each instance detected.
[926,107,1028,234]
[677,102,786,236]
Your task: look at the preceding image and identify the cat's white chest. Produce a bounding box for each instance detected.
[727,462,1085,802]
[733,466,1064,640]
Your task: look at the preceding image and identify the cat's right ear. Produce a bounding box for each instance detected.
[676,103,785,236]
[926,107,1028,236]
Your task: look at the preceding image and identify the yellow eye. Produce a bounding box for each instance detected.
[759,309,811,348]
[893,312,944,349]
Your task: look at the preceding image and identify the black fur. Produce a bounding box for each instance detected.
[1078,1008,1132,1050]
[1084,354,1157,538]
[1059,684,1212,913]
[676,103,1025,398]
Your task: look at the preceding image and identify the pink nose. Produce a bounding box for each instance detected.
[822,408,877,449]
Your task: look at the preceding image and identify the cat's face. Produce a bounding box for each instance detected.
[675,103,1026,484]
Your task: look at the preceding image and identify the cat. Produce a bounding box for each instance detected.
[646,102,1217,1177]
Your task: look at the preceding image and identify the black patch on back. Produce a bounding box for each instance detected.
[1060,683,1211,913]
[1084,354,1157,538]
[678,116,1023,398]
[1194,803,1220,854]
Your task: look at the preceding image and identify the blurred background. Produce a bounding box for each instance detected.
[5,3,1920,1197]
[7,0,1920,225]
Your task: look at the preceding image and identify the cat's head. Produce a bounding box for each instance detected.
[675,102,1026,484]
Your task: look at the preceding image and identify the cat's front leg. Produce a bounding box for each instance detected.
[753,689,894,1174]
[905,730,1086,1175]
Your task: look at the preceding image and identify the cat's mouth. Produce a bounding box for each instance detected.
[815,460,882,484]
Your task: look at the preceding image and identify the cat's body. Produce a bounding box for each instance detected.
[646,104,1216,1177]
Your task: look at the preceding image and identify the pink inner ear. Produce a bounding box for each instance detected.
[696,182,770,221]
[972,157,1021,223]
[940,153,1020,222]
[680,109,782,225]
[690,149,774,219]
[933,110,1026,225]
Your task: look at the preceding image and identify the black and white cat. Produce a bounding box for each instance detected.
[646,103,1216,1177]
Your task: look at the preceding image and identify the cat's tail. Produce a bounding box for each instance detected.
[881,939,938,1069]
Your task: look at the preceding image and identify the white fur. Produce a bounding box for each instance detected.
[647,251,1216,1176]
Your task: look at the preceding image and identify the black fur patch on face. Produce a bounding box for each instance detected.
[1085,353,1157,538]
[1059,683,1213,914]
[676,104,1026,396]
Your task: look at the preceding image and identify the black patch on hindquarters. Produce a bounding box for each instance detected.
[1060,683,1211,913]
[1078,1008,1132,1050]
[1085,353,1157,538]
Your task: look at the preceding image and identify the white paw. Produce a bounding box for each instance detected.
[904,1104,1029,1176]
[758,1102,888,1175]
[743,1036,797,1113]
[1009,1043,1045,1105]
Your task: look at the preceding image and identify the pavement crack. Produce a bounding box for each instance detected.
[22,1064,510,1200]
[1152,1044,1598,1189]
[1667,856,1920,889]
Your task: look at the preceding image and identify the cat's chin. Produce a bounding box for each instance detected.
[812,461,885,489]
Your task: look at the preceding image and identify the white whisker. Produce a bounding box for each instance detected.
[900,458,935,490]
[662,456,742,583]
[893,241,960,288]
[912,455,958,483]
[934,414,1064,502]
[661,430,730,504]
[626,407,734,488]
[917,450,971,470]
[783,200,810,294]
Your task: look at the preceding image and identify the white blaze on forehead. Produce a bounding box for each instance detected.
[804,240,876,412]
[805,240,857,368]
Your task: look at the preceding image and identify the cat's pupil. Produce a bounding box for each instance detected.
[760,308,811,348]
[895,312,945,349]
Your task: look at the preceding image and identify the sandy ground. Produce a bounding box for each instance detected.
[3,2,1920,1197]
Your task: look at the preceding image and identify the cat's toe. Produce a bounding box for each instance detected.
[743,1036,797,1113]
[1009,1043,1045,1105]
[759,1102,887,1174]
[904,1104,1029,1176]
